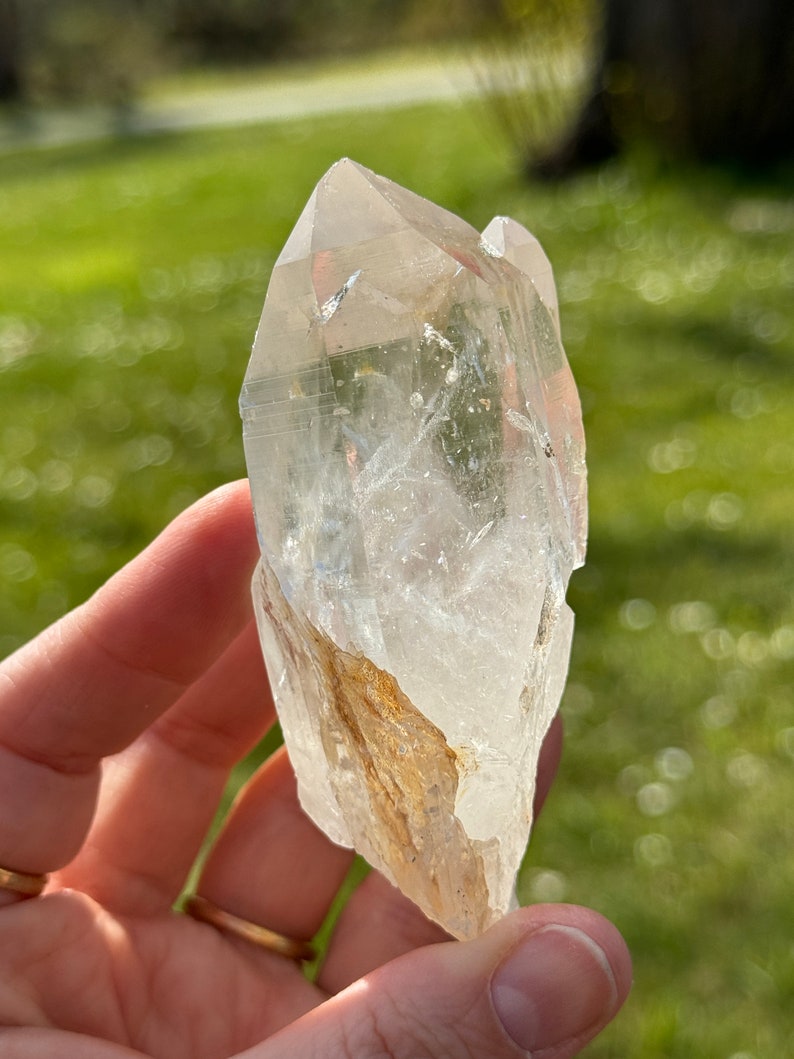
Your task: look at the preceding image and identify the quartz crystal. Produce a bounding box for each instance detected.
[240,159,586,940]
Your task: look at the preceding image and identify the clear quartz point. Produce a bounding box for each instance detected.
[240,158,587,940]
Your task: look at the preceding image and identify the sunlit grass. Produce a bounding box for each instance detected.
[0,96,792,1057]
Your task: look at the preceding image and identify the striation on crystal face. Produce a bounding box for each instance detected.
[240,158,586,940]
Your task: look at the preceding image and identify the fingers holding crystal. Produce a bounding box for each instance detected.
[183,711,560,982]
[0,482,259,879]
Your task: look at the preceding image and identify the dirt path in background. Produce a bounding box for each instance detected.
[0,48,582,153]
[0,54,484,152]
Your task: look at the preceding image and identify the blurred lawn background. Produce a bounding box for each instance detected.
[1,27,793,1059]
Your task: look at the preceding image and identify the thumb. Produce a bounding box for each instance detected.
[251,904,631,1059]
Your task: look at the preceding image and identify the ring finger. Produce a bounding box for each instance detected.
[193,746,354,968]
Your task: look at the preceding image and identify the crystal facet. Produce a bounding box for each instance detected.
[240,159,586,940]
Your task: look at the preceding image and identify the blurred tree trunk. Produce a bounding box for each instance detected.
[0,0,22,100]
[539,0,794,174]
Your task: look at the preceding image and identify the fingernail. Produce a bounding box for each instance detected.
[491,924,618,1053]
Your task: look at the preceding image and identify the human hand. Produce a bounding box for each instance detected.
[0,481,630,1058]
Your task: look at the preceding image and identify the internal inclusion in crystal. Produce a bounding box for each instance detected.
[241,159,586,940]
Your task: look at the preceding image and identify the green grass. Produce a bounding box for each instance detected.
[1,92,793,1057]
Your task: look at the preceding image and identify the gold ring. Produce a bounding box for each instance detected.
[184,895,316,962]
[0,865,49,897]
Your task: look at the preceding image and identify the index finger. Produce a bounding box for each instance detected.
[0,480,259,876]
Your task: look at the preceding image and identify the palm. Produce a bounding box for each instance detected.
[2,892,321,1057]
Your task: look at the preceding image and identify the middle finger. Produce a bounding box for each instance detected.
[56,621,275,916]
[193,746,354,966]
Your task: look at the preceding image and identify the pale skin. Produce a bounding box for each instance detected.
[0,481,631,1059]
